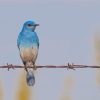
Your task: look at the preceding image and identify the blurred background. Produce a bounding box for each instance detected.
[0,0,100,100]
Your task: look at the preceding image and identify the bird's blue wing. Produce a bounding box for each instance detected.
[33,32,39,48]
[36,35,39,47]
[17,33,22,49]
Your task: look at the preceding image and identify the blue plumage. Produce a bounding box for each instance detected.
[17,20,39,86]
[17,21,39,48]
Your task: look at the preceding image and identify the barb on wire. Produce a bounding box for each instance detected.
[0,63,100,71]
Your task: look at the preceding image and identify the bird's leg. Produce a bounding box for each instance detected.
[25,65,28,72]
[33,64,37,70]
[23,61,28,72]
[32,62,37,70]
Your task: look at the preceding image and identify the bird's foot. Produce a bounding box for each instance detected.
[24,66,28,72]
[33,65,37,70]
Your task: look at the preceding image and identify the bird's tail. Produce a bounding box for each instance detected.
[26,70,35,86]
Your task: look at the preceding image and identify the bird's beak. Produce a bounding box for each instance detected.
[35,24,39,26]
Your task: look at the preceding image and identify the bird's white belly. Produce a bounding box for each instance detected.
[20,47,38,63]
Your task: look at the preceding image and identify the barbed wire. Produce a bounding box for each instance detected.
[0,63,100,71]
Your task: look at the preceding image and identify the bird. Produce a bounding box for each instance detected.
[17,20,39,86]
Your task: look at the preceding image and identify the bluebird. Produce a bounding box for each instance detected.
[17,20,39,86]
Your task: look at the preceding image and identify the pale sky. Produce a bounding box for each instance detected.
[0,1,100,100]
[0,0,100,4]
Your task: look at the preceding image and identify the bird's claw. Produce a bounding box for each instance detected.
[24,66,28,72]
[33,65,37,70]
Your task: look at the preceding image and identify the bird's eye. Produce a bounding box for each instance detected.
[27,24,33,27]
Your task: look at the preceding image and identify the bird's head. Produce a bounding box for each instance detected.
[22,21,39,32]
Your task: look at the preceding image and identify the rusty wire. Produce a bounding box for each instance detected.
[0,63,100,71]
